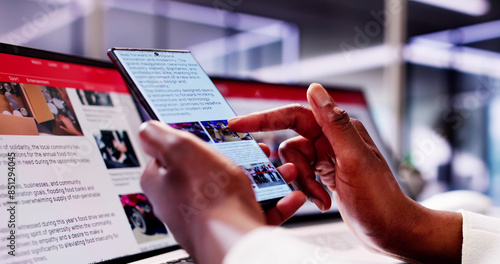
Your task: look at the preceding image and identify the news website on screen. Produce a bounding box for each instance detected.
[0,53,178,264]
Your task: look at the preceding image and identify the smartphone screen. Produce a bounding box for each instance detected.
[108,48,291,209]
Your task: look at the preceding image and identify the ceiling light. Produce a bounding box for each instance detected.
[412,0,490,16]
[246,45,397,83]
[411,19,500,45]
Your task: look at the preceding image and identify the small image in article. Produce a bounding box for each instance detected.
[169,122,210,142]
[36,86,83,135]
[1,83,84,136]
[119,193,168,244]
[94,130,140,169]
[241,162,286,188]
[0,82,26,116]
[201,120,253,143]
[76,89,113,106]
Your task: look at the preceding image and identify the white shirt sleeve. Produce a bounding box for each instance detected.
[460,210,500,264]
[223,227,353,264]
[225,211,500,264]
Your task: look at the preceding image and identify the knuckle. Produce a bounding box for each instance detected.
[139,173,147,189]
[350,118,366,131]
[139,173,151,193]
[140,164,155,191]
[278,140,291,153]
[289,103,310,112]
[278,136,301,153]
[350,118,361,126]
[290,103,309,113]
[284,104,310,127]
[278,140,295,161]
[165,132,196,153]
[326,107,351,129]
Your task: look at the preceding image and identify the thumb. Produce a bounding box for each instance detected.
[138,120,202,169]
[306,83,369,165]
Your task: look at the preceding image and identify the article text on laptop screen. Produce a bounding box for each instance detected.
[0,52,178,264]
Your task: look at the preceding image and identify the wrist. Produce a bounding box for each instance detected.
[190,198,266,264]
[384,202,463,264]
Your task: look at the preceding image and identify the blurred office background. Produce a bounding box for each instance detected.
[1,0,500,202]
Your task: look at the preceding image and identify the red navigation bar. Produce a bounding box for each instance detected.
[0,52,368,103]
[213,79,367,105]
[0,53,129,94]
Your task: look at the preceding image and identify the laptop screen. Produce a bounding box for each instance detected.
[0,44,179,264]
[0,43,402,264]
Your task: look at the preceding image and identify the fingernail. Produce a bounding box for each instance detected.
[227,117,239,123]
[139,121,151,132]
[311,198,326,213]
[309,83,332,108]
[139,121,160,139]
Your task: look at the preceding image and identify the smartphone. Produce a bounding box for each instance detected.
[108,48,292,210]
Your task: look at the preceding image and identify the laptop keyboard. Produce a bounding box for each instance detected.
[298,230,359,250]
[161,229,402,264]
[165,257,197,264]
[161,228,357,264]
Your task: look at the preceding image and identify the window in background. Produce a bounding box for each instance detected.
[0,0,299,80]
[405,0,500,201]
[102,0,300,79]
[490,95,500,203]
[0,0,93,55]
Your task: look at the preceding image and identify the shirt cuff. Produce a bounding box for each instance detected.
[460,210,500,264]
[222,226,351,264]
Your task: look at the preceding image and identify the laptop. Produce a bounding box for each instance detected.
[0,43,404,264]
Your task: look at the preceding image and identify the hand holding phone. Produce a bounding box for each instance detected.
[108,48,292,210]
